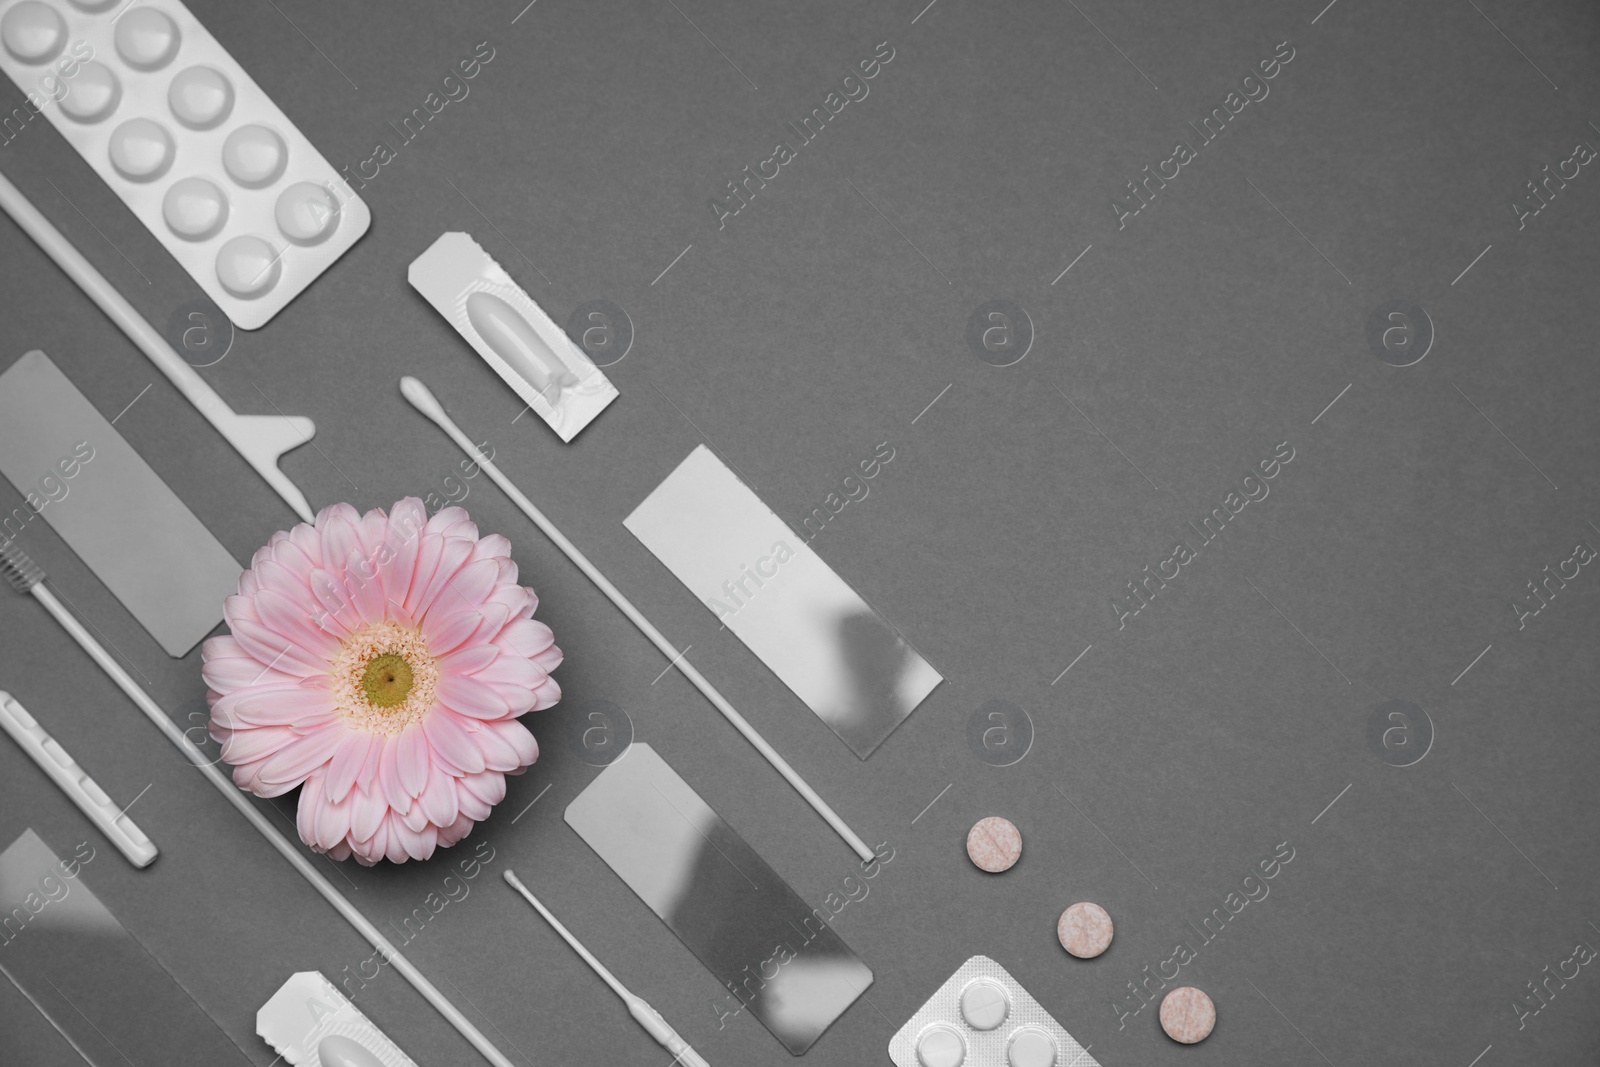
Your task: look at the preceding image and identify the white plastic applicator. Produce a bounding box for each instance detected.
[503,870,711,1067]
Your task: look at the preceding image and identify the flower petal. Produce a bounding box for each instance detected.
[396,722,429,798]
[226,607,323,677]
[257,725,346,786]
[324,731,373,803]
[496,619,556,659]
[458,770,507,808]
[377,736,411,814]
[436,672,511,720]
[422,710,486,775]
[474,721,523,772]
[296,775,322,846]
[210,687,326,730]
[530,676,561,711]
[439,643,498,676]
[380,499,428,622]
[383,817,412,864]
[437,813,475,847]
[487,719,538,769]
[313,783,353,852]
[422,607,494,657]
[349,785,387,843]
[411,538,474,621]
[473,654,546,690]
[334,546,387,629]
[318,508,362,580]
[202,654,298,695]
[418,761,460,827]
[218,724,297,765]
[435,557,500,613]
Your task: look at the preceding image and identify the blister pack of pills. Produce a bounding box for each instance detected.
[0,0,371,329]
[257,971,418,1067]
[889,956,1099,1067]
[410,231,617,442]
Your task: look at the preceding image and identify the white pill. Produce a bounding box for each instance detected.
[915,1024,966,1067]
[275,181,340,245]
[1,1,65,64]
[959,979,1010,1031]
[57,61,121,123]
[108,118,174,182]
[222,124,286,188]
[216,235,281,298]
[114,7,179,70]
[162,177,228,240]
[1006,1028,1058,1067]
[168,65,234,129]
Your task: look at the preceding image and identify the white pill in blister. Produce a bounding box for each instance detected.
[1,1,65,63]
[58,60,121,123]
[168,65,234,129]
[960,979,1010,1030]
[222,124,287,188]
[114,7,180,70]
[1006,1028,1058,1067]
[915,1024,966,1067]
[216,235,281,297]
[275,181,340,245]
[108,118,174,181]
[163,176,228,240]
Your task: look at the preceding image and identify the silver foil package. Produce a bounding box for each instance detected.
[409,232,617,442]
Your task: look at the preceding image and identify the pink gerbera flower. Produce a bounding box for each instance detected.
[203,499,562,865]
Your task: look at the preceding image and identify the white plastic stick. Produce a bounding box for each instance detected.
[0,169,316,524]
[23,582,514,1067]
[401,376,876,863]
[0,689,158,867]
[503,870,710,1067]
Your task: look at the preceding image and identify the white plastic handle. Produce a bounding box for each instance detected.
[0,690,158,868]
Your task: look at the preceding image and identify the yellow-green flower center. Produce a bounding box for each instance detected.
[330,621,439,737]
[361,653,413,707]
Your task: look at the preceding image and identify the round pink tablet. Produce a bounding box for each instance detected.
[966,816,1022,873]
[1160,986,1215,1044]
[1057,902,1113,958]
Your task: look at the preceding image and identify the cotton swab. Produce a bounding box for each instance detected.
[400,375,876,863]
[503,870,710,1067]
[0,540,513,1067]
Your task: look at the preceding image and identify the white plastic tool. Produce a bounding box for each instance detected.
[401,375,877,863]
[503,870,710,1067]
[0,169,316,523]
[0,540,513,1067]
[0,0,371,328]
[0,690,157,868]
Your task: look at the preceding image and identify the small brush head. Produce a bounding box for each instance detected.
[0,539,44,592]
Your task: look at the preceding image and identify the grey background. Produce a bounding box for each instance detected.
[1,0,1597,1063]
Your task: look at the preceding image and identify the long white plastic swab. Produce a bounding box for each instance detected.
[400,376,876,863]
[0,541,513,1067]
[504,870,711,1066]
